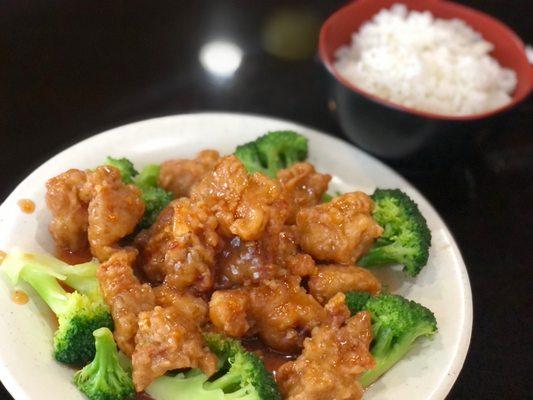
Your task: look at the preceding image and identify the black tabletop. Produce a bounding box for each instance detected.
[1,1,532,399]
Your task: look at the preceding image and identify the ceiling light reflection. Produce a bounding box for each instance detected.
[199,41,242,77]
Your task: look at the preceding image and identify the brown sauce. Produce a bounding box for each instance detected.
[12,290,29,305]
[57,247,93,265]
[0,250,6,264]
[243,338,297,375]
[17,199,35,214]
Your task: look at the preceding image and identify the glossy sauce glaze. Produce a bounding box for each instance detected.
[17,199,35,213]
[215,236,271,289]
[12,290,29,305]
[57,247,93,265]
[243,338,297,376]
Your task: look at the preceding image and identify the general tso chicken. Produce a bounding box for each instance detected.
[3,131,436,400]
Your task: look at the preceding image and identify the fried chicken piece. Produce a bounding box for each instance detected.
[153,284,209,320]
[209,276,327,353]
[309,264,381,304]
[161,198,219,292]
[285,254,317,278]
[249,278,327,353]
[132,305,218,392]
[191,155,249,218]
[128,283,213,390]
[158,150,220,198]
[215,235,284,289]
[135,198,220,293]
[97,249,155,356]
[134,203,175,282]
[46,166,145,261]
[276,309,375,400]
[231,172,287,240]
[324,292,352,327]
[277,162,331,223]
[215,223,313,289]
[209,289,251,337]
[296,192,383,264]
[258,224,312,274]
[84,166,145,261]
[46,169,90,252]
[191,155,288,241]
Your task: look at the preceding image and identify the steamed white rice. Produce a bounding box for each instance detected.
[333,4,517,116]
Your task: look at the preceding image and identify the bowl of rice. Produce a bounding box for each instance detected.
[319,0,532,164]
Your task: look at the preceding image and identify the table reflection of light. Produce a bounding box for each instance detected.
[199,41,242,77]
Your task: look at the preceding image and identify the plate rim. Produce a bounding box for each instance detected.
[0,112,472,400]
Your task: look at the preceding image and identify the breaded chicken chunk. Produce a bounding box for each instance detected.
[153,283,209,316]
[46,169,89,252]
[46,166,145,261]
[209,276,327,353]
[132,305,218,391]
[97,249,155,356]
[191,155,288,241]
[276,307,375,400]
[136,197,220,292]
[309,264,381,304]
[277,162,331,223]
[85,166,145,261]
[296,192,383,264]
[215,221,315,289]
[158,150,219,198]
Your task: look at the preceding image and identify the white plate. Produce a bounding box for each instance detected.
[0,113,472,400]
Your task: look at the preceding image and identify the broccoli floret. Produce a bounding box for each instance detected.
[133,165,173,228]
[321,193,333,203]
[106,157,138,184]
[204,333,281,399]
[138,185,173,228]
[146,333,281,400]
[235,131,308,178]
[358,189,431,276]
[321,190,342,203]
[73,327,135,400]
[344,291,372,313]
[2,249,113,365]
[345,292,437,387]
[134,164,160,188]
[105,158,173,228]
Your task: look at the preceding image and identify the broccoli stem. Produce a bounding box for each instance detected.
[223,387,251,399]
[83,328,120,385]
[360,244,418,268]
[204,369,241,391]
[5,250,100,298]
[19,265,70,315]
[360,327,431,387]
[60,260,100,298]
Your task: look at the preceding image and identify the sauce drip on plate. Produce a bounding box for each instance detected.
[12,290,29,305]
[17,199,35,214]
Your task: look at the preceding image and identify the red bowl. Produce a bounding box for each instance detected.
[319,0,533,121]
